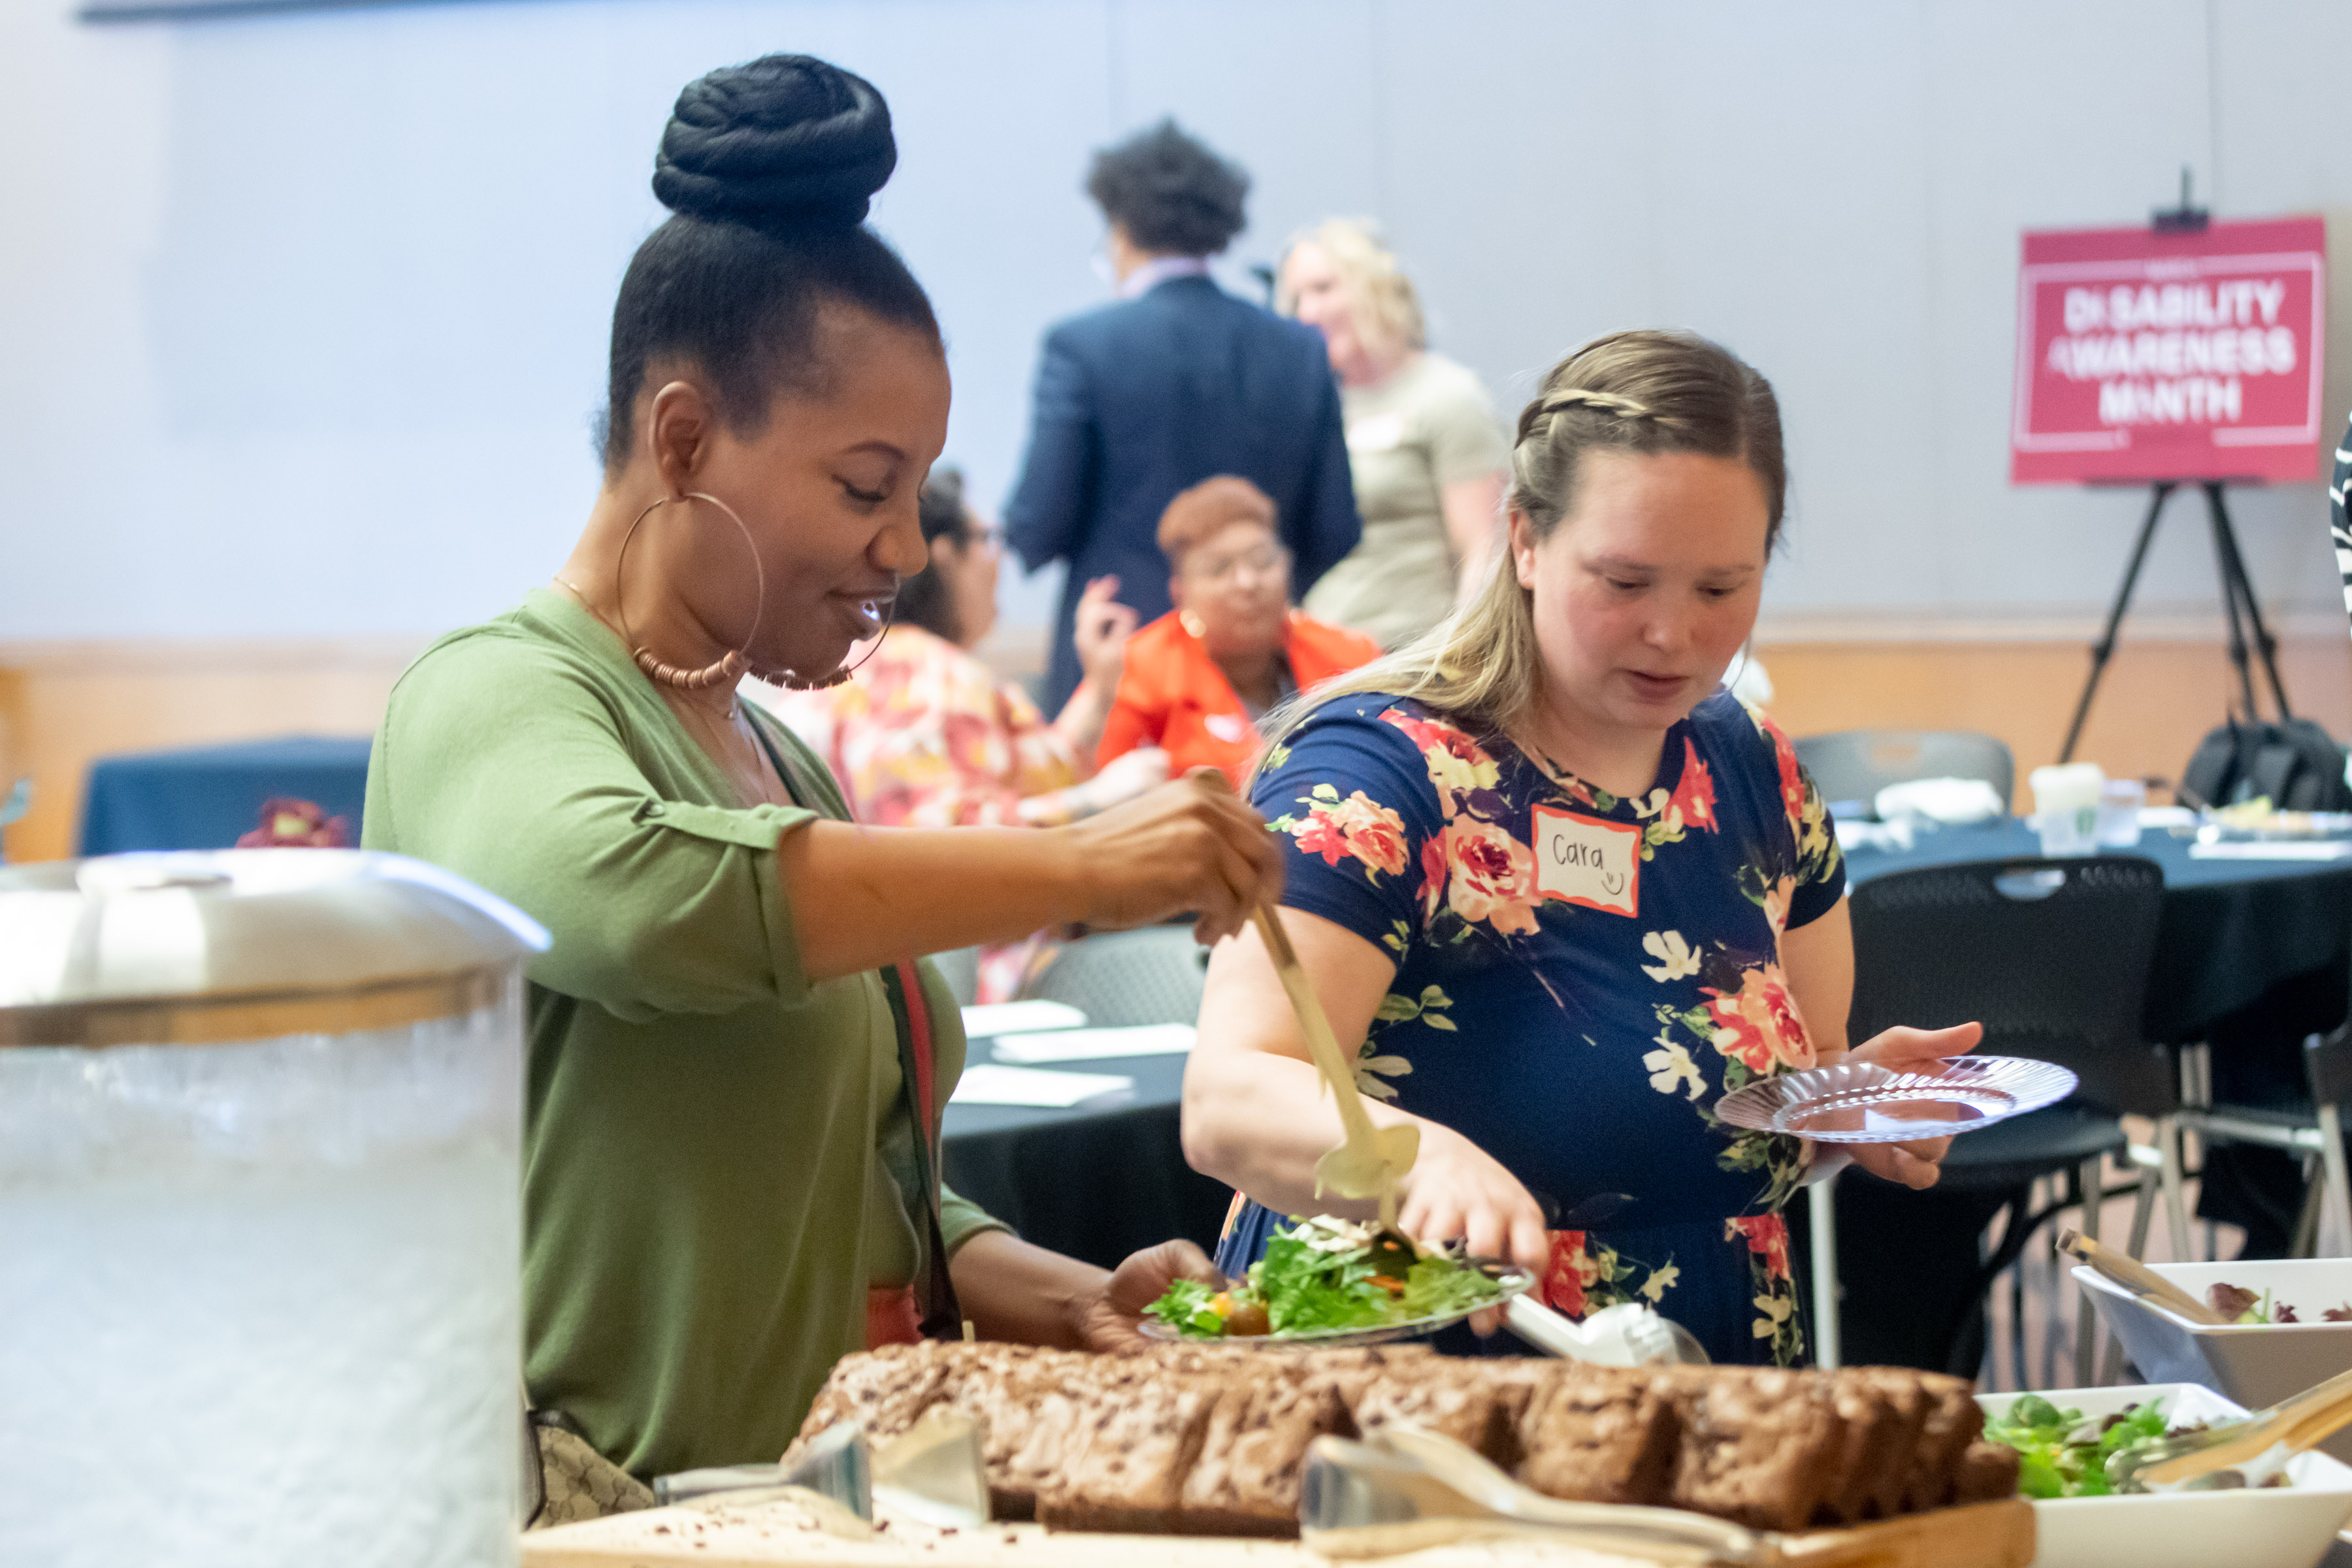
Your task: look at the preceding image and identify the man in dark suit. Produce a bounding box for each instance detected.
[1004,120,1361,711]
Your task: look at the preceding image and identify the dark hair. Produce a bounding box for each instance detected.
[894,467,975,642]
[598,55,941,472]
[1084,120,1249,257]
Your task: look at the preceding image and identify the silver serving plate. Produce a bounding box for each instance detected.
[1138,1260,1537,1348]
[1715,1055,2077,1143]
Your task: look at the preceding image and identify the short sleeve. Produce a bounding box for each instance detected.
[368,634,819,1021]
[1252,698,1446,965]
[1786,760,1846,928]
[1740,704,1845,931]
[1417,370,1509,488]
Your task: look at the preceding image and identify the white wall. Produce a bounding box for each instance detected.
[3,0,2347,644]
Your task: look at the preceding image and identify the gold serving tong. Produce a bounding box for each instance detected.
[1252,904,1419,1239]
[2110,1364,2352,1493]
[2057,1229,2229,1326]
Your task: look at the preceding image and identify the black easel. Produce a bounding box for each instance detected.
[2054,169,2293,763]
[2057,479,2292,761]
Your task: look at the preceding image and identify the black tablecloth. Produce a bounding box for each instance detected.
[1840,817,2352,1044]
[942,1045,1230,1271]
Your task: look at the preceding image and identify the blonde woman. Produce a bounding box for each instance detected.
[1180,331,1976,1366]
[1277,220,1509,649]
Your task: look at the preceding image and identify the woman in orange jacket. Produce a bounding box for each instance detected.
[1099,476,1382,786]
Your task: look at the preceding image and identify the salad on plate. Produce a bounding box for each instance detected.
[1143,1215,1518,1341]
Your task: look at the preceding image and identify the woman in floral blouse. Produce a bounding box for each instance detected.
[1181,331,1978,1365]
[759,470,1168,830]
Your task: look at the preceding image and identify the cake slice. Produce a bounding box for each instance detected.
[1815,1370,1904,1525]
[1034,1369,1226,1533]
[1664,1367,1845,1531]
[1176,1368,1350,1535]
[1852,1368,1930,1519]
[1513,1365,1680,1507]
[930,1347,1108,1519]
[1901,1375,1987,1513]
[788,1343,951,1456]
[1349,1360,1522,1465]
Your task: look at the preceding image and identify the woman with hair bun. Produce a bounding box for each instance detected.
[1181,330,1976,1367]
[364,56,1277,1480]
[1279,220,1511,650]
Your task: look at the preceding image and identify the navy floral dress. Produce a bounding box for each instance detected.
[1215,688,1845,1365]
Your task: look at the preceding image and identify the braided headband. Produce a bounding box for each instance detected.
[1543,388,1666,421]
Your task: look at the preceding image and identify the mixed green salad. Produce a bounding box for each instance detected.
[1144,1215,1508,1339]
[1986,1396,2177,1498]
[2207,1281,2352,1324]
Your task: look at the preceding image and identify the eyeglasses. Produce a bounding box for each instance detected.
[1186,544,1290,586]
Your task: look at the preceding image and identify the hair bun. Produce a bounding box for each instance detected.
[653,55,896,231]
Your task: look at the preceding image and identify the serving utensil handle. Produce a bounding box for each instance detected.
[1252,904,1379,1144]
[2057,1228,2229,1326]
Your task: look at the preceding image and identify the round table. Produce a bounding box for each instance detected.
[1838,817,2352,1045]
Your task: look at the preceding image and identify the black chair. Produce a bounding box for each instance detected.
[1817,855,2167,1384]
[1795,729,2016,817]
[1015,925,1209,1026]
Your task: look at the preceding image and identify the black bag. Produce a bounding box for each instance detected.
[2181,717,2352,811]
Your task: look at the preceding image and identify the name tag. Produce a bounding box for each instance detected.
[1531,804,1642,917]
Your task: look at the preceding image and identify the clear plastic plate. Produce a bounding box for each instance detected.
[1713,1055,2078,1143]
[1137,1260,1539,1348]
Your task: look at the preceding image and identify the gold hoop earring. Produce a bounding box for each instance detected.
[614,491,766,691]
[1179,610,1207,639]
[770,598,899,692]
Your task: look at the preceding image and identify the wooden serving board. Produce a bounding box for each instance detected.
[521,1491,2034,1568]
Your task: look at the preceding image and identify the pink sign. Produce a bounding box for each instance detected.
[2010,217,2328,485]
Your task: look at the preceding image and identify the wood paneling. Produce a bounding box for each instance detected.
[1757,634,2352,811]
[0,640,421,864]
[5,631,2348,863]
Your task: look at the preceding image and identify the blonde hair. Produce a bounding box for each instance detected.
[1275,218,1426,361]
[1258,329,1785,765]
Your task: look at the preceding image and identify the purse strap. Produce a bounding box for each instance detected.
[748,716,964,1339]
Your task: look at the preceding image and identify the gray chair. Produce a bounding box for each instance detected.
[1794,729,2017,817]
[1015,925,1209,1027]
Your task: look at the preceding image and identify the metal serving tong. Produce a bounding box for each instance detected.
[2109,1364,2352,1493]
[1301,1424,1763,1564]
[1252,904,1419,1239]
[2057,1228,2229,1326]
[651,1410,988,1527]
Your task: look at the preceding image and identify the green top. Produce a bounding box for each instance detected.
[1301,351,1508,650]
[363,588,1004,1478]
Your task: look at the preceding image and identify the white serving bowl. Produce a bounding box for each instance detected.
[2074,1258,2352,1463]
[1977,1384,2352,1568]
